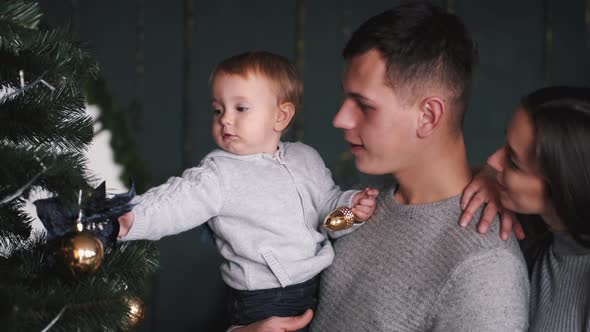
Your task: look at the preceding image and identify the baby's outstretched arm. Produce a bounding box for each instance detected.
[119,159,222,241]
[351,188,379,222]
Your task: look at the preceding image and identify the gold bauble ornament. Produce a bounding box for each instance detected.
[125,296,145,330]
[60,230,104,275]
[323,206,356,231]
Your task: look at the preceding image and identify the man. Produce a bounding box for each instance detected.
[237,2,529,331]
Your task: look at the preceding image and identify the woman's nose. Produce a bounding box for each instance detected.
[487,147,505,172]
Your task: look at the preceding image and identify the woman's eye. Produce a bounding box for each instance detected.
[236,106,248,112]
[507,156,519,170]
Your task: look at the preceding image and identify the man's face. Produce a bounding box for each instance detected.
[333,49,419,175]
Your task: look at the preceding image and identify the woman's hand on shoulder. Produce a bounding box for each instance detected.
[460,165,525,240]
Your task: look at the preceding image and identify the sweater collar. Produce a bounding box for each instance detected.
[208,141,286,161]
[382,186,462,216]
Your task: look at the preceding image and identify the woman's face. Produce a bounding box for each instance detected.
[487,108,550,215]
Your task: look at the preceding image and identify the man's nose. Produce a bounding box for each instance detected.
[333,99,357,130]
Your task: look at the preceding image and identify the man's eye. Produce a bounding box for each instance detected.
[357,102,372,112]
[236,106,248,112]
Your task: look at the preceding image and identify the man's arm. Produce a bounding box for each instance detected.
[430,248,530,332]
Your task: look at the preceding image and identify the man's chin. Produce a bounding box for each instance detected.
[354,158,387,175]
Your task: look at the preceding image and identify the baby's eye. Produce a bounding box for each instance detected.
[213,109,222,116]
[236,106,248,112]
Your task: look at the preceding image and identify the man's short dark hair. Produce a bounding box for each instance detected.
[343,1,478,130]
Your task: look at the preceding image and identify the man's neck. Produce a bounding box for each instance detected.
[393,135,472,205]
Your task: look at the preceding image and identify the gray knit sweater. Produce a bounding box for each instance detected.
[529,232,590,331]
[311,187,530,332]
[123,142,358,290]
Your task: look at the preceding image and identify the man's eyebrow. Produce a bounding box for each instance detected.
[347,92,374,103]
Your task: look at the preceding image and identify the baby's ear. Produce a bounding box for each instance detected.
[275,102,295,132]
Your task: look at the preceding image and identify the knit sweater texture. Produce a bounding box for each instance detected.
[529,232,590,331]
[124,142,357,290]
[311,187,530,331]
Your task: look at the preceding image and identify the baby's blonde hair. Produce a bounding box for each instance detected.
[210,51,303,112]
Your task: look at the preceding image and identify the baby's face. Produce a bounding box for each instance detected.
[211,72,282,155]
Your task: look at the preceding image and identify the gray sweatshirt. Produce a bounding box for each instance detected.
[311,187,530,332]
[123,142,358,290]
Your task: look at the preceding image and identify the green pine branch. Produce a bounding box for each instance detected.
[0,0,41,30]
[0,201,32,245]
[1,235,159,331]
[0,87,93,151]
[0,144,90,201]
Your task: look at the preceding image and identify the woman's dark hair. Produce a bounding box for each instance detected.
[521,86,590,248]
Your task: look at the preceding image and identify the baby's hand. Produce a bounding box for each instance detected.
[351,188,379,222]
[118,211,135,238]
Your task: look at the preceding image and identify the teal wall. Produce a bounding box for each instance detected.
[40,1,590,330]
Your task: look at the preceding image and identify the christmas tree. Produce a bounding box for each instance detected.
[0,1,158,330]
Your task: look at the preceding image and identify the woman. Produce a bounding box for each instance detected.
[485,86,590,331]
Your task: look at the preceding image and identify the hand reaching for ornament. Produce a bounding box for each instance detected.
[351,188,379,222]
[118,211,135,238]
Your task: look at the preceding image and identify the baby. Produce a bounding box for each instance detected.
[118,51,378,330]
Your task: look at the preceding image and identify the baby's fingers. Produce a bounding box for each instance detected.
[353,205,373,221]
[358,197,376,207]
[365,188,379,198]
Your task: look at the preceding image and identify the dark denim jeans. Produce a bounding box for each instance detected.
[228,276,319,332]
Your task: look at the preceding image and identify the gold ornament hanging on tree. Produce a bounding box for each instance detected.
[59,190,105,275]
[125,296,145,330]
[323,206,357,231]
[60,230,104,274]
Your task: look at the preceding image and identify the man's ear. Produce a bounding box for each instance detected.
[275,102,295,132]
[416,97,445,138]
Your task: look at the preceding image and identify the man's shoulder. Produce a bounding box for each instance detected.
[447,205,520,251]
[426,205,525,274]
